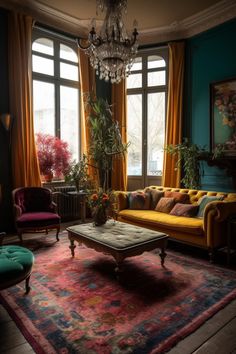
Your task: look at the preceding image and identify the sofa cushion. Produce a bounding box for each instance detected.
[197,195,224,218]
[144,188,164,209]
[164,191,190,204]
[118,209,204,236]
[155,197,175,213]
[170,203,199,217]
[128,191,150,210]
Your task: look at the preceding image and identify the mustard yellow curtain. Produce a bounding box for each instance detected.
[8,12,41,188]
[111,80,127,191]
[78,49,97,186]
[162,41,185,188]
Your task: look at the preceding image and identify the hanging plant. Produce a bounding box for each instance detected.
[165,140,224,189]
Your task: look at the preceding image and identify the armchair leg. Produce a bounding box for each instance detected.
[56,226,60,241]
[18,232,23,244]
[208,248,215,263]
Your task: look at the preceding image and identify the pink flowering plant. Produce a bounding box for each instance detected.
[36,133,72,179]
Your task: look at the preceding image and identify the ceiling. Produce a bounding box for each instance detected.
[1,0,236,44]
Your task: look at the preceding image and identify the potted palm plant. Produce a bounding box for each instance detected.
[86,95,129,190]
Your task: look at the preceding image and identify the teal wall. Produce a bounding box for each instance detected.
[184,19,236,191]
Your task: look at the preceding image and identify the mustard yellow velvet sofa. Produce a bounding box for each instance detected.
[115,186,236,260]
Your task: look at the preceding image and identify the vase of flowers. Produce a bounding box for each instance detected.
[89,189,111,226]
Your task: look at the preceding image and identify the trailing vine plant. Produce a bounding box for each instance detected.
[165,140,225,189]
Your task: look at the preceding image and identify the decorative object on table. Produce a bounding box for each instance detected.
[1,233,236,354]
[86,95,129,189]
[88,189,112,226]
[211,77,236,156]
[78,0,138,84]
[65,153,89,192]
[35,133,72,182]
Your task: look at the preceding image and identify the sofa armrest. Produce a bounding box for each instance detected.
[203,201,236,248]
[114,191,129,211]
[204,200,236,224]
[13,204,22,218]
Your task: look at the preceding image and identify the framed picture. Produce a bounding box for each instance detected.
[210,77,236,156]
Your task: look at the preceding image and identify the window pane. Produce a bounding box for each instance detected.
[60,62,78,81]
[148,55,165,68]
[60,86,79,161]
[32,55,54,75]
[60,44,78,62]
[127,73,142,89]
[32,38,54,55]
[147,92,165,176]
[130,57,142,71]
[33,81,55,135]
[127,94,142,176]
[148,70,165,87]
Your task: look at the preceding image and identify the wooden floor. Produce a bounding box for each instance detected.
[1,222,236,354]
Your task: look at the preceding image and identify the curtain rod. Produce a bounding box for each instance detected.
[33,23,78,44]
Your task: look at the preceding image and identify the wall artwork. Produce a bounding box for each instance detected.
[211,77,236,156]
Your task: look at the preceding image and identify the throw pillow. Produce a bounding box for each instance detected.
[128,191,150,210]
[155,197,175,213]
[197,195,224,218]
[170,203,199,217]
[164,191,190,204]
[144,188,164,209]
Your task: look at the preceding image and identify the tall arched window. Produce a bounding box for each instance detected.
[127,48,168,190]
[32,29,80,162]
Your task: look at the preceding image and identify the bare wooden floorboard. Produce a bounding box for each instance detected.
[2,342,35,354]
[166,299,236,354]
[193,317,236,354]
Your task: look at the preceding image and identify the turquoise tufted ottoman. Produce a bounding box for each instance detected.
[0,245,34,294]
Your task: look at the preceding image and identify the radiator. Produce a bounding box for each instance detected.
[50,185,81,221]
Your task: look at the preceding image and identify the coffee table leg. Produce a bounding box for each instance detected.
[159,247,167,266]
[69,238,76,257]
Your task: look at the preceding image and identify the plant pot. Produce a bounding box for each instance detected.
[42,171,53,183]
[92,207,107,226]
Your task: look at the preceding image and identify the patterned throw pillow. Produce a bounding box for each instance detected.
[144,188,164,209]
[164,191,190,204]
[170,203,199,217]
[197,195,224,218]
[128,191,150,210]
[155,197,175,213]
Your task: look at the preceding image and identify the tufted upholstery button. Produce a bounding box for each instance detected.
[0,245,34,294]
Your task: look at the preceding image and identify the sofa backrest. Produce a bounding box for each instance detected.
[146,186,236,204]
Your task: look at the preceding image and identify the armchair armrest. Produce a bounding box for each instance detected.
[114,191,129,211]
[49,201,57,213]
[13,204,22,218]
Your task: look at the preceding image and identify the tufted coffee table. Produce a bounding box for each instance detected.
[67,220,168,275]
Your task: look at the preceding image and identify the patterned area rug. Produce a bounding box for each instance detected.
[1,231,236,354]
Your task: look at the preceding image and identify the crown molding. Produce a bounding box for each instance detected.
[139,0,236,44]
[0,0,235,43]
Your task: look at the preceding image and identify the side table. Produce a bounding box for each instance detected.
[227,215,236,265]
[67,191,87,223]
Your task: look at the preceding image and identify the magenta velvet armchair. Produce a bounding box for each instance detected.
[12,187,61,242]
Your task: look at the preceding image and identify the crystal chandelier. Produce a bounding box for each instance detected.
[78,0,138,84]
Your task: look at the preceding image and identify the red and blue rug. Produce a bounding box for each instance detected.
[1,231,236,354]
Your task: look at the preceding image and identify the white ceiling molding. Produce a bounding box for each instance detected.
[139,0,236,44]
[0,0,235,43]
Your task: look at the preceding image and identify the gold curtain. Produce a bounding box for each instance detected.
[8,12,41,188]
[111,80,127,191]
[162,41,185,188]
[78,49,97,186]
